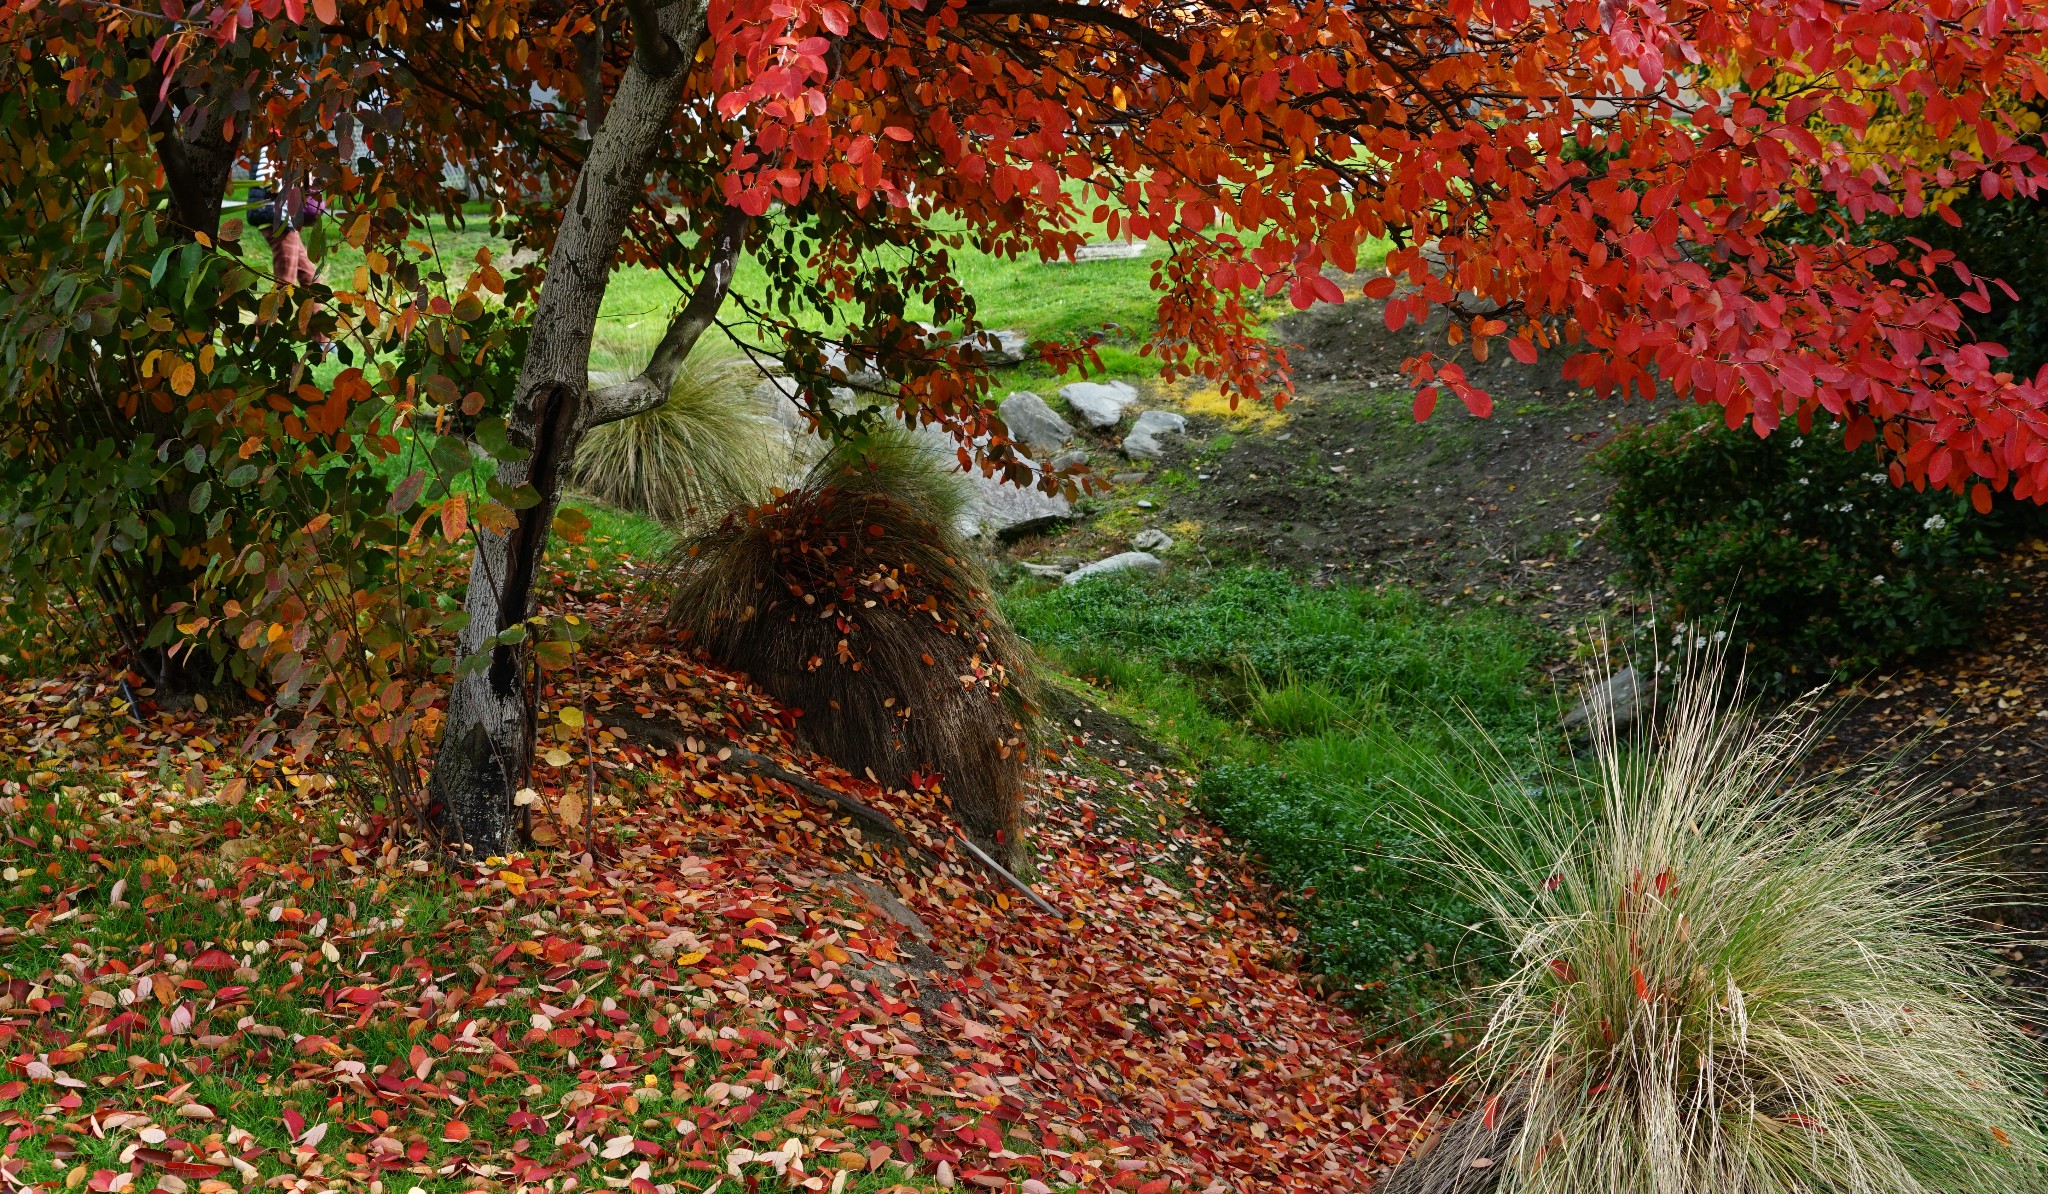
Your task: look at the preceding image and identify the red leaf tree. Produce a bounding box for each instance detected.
[15,0,2048,852]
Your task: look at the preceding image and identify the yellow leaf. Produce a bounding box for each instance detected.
[170,361,196,397]
[674,950,708,966]
[543,748,572,767]
[557,788,586,828]
[742,937,769,950]
[440,495,468,543]
[517,940,543,956]
[823,944,850,964]
[559,706,585,729]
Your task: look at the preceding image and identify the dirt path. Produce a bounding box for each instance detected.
[1004,294,1668,629]
[1808,544,2048,997]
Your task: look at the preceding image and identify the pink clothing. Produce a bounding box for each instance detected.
[268,227,318,288]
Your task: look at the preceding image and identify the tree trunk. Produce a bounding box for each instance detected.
[426,0,746,857]
[131,49,240,241]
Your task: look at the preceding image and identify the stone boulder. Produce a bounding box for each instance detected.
[1561,666,1653,737]
[1063,551,1164,585]
[1122,410,1187,460]
[962,328,1031,365]
[1132,528,1175,553]
[998,391,1073,456]
[1060,381,1139,429]
[959,472,1071,541]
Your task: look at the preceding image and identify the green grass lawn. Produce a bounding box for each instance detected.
[1003,568,1563,1028]
[245,197,1377,387]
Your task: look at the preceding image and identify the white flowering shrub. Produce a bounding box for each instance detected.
[1595,408,2041,687]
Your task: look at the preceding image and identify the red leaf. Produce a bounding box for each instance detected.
[1362,276,1397,300]
[1632,967,1651,1001]
[443,1120,471,1143]
[1973,483,1993,514]
[1508,337,1538,365]
[311,0,336,21]
[189,948,236,973]
[1412,387,1438,421]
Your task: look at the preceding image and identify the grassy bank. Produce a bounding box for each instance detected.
[1005,567,1563,1024]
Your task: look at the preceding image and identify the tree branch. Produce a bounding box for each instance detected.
[586,205,753,426]
[957,0,1190,76]
[623,0,687,72]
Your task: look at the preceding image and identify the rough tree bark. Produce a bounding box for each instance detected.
[427,0,750,856]
[131,50,240,241]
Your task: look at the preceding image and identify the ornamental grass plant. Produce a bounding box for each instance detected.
[1385,653,2048,1194]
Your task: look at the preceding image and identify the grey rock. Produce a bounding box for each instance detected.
[819,343,882,387]
[750,377,811,439]
[1063,551,1164,585]
[1132,528,1175,553]
[1018,562,1071,581]
[1060,240,1150,262]
[1060,381,1139,428]
[833,877,933,944]
[1047,448,1090,470]
[1561,666,1652,736]
[1122,410,1188,460]
[961,473,1071,541]
[962,328,1031,365]
[1109,471,1149,485]
[997,391,1073,455]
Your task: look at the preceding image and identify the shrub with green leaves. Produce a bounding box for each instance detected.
[1596,408,2037,686]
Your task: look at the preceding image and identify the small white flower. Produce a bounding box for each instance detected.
[1713,630,1727,642]
[1869,473,1889,484]
[1892,540,1906,554]
[1872,575,1886,586]
[1923,514,1948,532]
[1694,635,1709,648]
[1791,437,1805,448]
[1798,476,1810,485]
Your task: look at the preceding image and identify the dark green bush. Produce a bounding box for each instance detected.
[1596,408,2037,685]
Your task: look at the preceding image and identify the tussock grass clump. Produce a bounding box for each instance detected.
[570,352,789,528]
[665,432,1036,867]
[1387,659,2048,1194]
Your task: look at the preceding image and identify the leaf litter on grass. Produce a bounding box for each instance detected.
[0,558,1429,1194]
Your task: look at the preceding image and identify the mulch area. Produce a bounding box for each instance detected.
[1809,540,2048,998]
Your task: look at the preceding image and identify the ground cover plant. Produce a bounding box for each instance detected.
[1005,569,1558,1021]
[1383,656,2048,1193]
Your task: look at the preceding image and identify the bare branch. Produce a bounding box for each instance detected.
[586,205,753,427]
[957,0,1190,76]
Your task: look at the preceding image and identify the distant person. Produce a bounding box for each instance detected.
[247,174,323,288]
